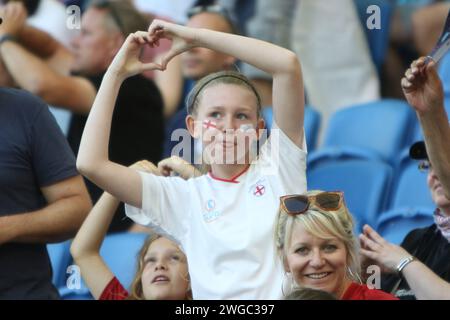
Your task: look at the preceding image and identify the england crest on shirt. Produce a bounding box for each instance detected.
[249,179,267,198]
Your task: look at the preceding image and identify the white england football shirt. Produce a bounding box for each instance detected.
[126,125,307,299]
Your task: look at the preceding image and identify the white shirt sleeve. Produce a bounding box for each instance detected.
[257,122,308,195]
[125,172,190,242]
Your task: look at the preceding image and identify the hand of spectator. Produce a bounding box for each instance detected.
[147,19,197,70]
[359,224,412,272]
[130,160,161,176]
[0,1,27,36]
[401,57,444,114]
[109,31,164,80]
[158,156,202,180]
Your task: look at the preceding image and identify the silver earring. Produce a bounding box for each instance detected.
[347,266,362,284]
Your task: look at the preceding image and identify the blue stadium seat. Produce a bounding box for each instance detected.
[307,159,393,232]
[47,241,72,290]
[376,207,434,245]
[354,0,393,72]
[389,149,435,211]
[262,105,321,151]
[308,146,385,170]
[60,232,148,300]
[322,99,416,164]
[99,232,148,290]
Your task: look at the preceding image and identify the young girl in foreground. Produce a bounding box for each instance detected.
[77,20,307,299]
[71,159,194,300]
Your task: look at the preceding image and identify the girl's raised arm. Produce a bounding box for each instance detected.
[76,32,163,208]
[148,20,305,147]
[70,161,159,299]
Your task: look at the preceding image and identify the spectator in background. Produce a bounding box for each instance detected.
[0,87,92,299]
[275,191,397,300]
[2,0,75,47]
[0,0,165,232]
[360,141,450,299]
[360,225,450,300]
[0,0,76,134]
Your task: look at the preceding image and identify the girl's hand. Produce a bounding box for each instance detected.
[157,156,202,180]
[401,57,444,114]
[130,160,161,176]
[147,19,197,70]
[359,225,411,272]
[109,31,164,80]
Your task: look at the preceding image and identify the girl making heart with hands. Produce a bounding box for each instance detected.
[77,21,307,299]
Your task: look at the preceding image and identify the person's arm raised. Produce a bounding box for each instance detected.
[77,32,163,208]
[402,57,450,199]
[148,20,305,147]
[71,160,159,299]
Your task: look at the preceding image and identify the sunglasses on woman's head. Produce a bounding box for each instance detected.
[280,191,344,216]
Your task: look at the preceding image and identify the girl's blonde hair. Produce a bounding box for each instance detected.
[127,234,192,300]
[275,190,361,284]
[186,70,262,118]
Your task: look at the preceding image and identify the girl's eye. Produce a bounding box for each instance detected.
[237,113,248,120]
[209,112,221,119]
[144,257,156,265]
[171,255,181,261]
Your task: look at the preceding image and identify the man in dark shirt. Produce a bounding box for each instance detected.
[381,141,450,299]
[0,88,92,299]
[0,0,164,231]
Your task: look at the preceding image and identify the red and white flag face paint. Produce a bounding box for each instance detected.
[239,124,254,133]
[203,120,218,131]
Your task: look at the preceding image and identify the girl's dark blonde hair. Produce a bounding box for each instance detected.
[186,70,262,118]
[275,190,361,284]
[127,234,191,300]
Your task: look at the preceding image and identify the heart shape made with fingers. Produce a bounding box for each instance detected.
[147,20,197,70]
